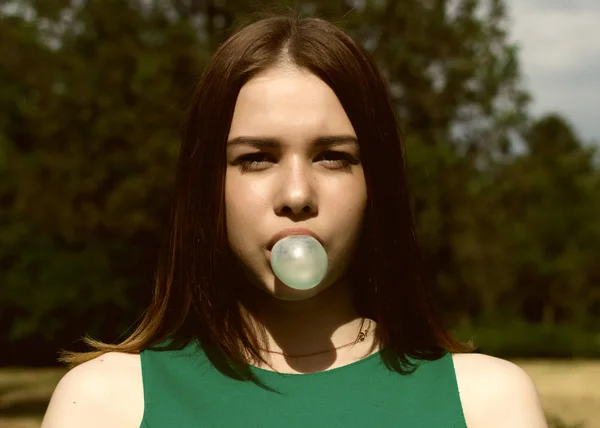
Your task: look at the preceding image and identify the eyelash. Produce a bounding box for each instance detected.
[234,151,359,173]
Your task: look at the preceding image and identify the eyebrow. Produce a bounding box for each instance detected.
[226,135,359,149]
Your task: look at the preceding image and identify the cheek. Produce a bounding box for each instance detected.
[320,175,367,262]
[225,174,270,245]
[328,176,367,225]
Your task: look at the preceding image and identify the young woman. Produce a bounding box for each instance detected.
[42,14,547,428]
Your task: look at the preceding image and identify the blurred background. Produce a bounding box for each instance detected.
[0,0,598,427]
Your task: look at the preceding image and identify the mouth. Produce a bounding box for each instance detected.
[266,228,323,251]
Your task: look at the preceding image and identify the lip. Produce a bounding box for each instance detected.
[266,228,323,251]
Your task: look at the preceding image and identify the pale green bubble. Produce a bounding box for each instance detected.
[270,235,328,290]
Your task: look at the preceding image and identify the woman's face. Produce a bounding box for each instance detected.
[225,66,367,301]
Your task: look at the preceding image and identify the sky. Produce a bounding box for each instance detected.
[506,0,600,143]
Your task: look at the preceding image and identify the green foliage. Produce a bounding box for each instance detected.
[0,0,201,355]
[1,0,599,364]
[454,320,600,358]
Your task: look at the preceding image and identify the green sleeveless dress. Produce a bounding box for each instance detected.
[139,342,467,427]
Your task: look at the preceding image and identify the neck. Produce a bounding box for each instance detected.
[241,278,379,373]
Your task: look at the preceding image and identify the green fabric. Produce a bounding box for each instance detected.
[140,341,467,427]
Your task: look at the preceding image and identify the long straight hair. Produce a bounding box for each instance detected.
[63,13,473,377]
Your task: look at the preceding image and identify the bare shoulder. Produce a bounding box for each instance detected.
[41,352,144,428]
[451,353,548,428]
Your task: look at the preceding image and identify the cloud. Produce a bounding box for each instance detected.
[506,0,600,142]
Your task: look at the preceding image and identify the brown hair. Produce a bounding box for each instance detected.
[62,12,473,376]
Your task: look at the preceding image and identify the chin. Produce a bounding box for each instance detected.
[253,273,333,302]
[241,261,349,303]
[270,287,322,302]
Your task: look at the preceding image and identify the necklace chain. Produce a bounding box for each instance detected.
[260,318,371,359]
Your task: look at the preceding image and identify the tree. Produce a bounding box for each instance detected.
[500,115,600,327]
[0,0,205,361]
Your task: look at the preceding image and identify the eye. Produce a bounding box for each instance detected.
[315,151,360,170]
[233,152,274,173]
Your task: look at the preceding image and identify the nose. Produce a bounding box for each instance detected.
[274,160,318,219]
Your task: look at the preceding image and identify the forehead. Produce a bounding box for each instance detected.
[228,66,356,140]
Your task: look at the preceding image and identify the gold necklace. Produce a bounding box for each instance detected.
[260,318,372,358]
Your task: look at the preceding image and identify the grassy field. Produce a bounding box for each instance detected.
[0,360,598,428]
[512,359,600,428]
[0,367,65,428]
